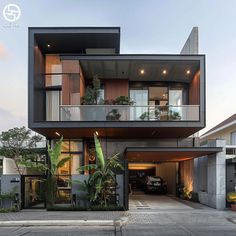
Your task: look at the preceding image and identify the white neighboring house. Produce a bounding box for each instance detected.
[201,113,236,159]
[0,156,19,175]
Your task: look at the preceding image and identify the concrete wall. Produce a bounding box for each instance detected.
[0,175,21,208]
[196,140,226,209]
[3,158,18,175]
[101,138,195,158]
[180,27,198,54]
[179,159,194,193]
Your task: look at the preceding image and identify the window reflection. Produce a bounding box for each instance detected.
[70,140,83,152]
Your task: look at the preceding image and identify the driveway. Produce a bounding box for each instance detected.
[129,194,195,211]
[125,194,236,235]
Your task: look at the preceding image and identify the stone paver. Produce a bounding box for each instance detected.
[124,194,236,235]
[0,210,125,222]
[129,194,194,211]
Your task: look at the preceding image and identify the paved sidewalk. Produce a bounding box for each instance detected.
[1,196,236,235]
[0,210,126,222]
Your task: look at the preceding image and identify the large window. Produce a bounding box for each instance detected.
[52,139,83,203]
[53,139,83,175]
[231,132,236,145]
[130,89,148,120]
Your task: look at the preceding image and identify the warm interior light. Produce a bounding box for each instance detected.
[95,131,99,136]
[140,69,145,75]
[186,70,191,74]
[55,132,60,136]
[162,69,167,75]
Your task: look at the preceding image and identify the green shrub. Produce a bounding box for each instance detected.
[0,207,19,213]
[227,192,236,203]
[47,205,125,211]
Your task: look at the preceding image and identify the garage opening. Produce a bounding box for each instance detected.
[124,147,222,210]
[128,163,178,196]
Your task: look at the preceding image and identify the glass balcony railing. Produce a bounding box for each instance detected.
[59,105,200,122]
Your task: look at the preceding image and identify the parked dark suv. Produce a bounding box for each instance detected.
[145,176,167,194]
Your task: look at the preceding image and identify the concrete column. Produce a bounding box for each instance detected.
[207,139,226,209]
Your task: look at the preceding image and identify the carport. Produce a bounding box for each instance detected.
[124,147,222,210]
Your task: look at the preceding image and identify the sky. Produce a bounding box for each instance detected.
[0,0,236,135]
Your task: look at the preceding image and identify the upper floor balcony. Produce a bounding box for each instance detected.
[28,27,205,139]
[60,105,200,122]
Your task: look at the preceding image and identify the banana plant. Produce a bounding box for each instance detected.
[47,137,71,175]
[46,137,71,206]
[77,133,123,206]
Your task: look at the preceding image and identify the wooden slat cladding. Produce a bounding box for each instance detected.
[34,45,45,121]
[45,55,61,73]
[61,60,80,105]
[104,79,129,100]
[45,55,61,87]
[189,70,200,105]
[79,62,85,98]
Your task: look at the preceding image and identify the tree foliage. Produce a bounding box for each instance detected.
[77,133,123,206]
[46,137,71,206]
[81,76,101,105]
[0,127,42,174]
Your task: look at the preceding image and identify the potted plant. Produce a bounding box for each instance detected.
[227,192,236,211]
[169,110,181,120]
[139,112,149,121]
[106,109,121,121]
[139,109,160,121]
[81,76,101,105]
[114,96,134,105]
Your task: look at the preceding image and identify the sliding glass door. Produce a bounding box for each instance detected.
[169,89,183,120]
[130,89,148,120]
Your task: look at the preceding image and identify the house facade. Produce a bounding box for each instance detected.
[24,26,225,210]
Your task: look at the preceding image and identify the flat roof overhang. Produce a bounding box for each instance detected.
[125,147,222,163]
[29,27,120,54]
[60,54,204,82]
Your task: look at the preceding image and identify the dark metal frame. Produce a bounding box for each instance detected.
[21,175,47,209]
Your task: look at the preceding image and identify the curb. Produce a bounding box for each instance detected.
[0,217,129,227]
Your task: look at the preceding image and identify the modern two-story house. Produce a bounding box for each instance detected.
[27,27,224,210]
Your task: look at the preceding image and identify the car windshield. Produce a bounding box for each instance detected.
[148,176,162,182]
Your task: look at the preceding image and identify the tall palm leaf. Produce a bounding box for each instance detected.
[94,133,105,169]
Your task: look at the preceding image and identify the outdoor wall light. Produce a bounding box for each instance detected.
[55,132,60,136]
[140,69,145,75]
[186,70,191,74]
[162,69,167,75]
[95,131,99,136]
[47,44,51,48]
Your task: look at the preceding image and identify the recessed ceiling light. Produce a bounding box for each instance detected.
[47,44,51,48]
[186,70,191,74]
[162,70,167,75]
[55,132,60,136]
[140,69,145,75]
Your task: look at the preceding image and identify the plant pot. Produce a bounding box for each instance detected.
[231,204,236,211]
